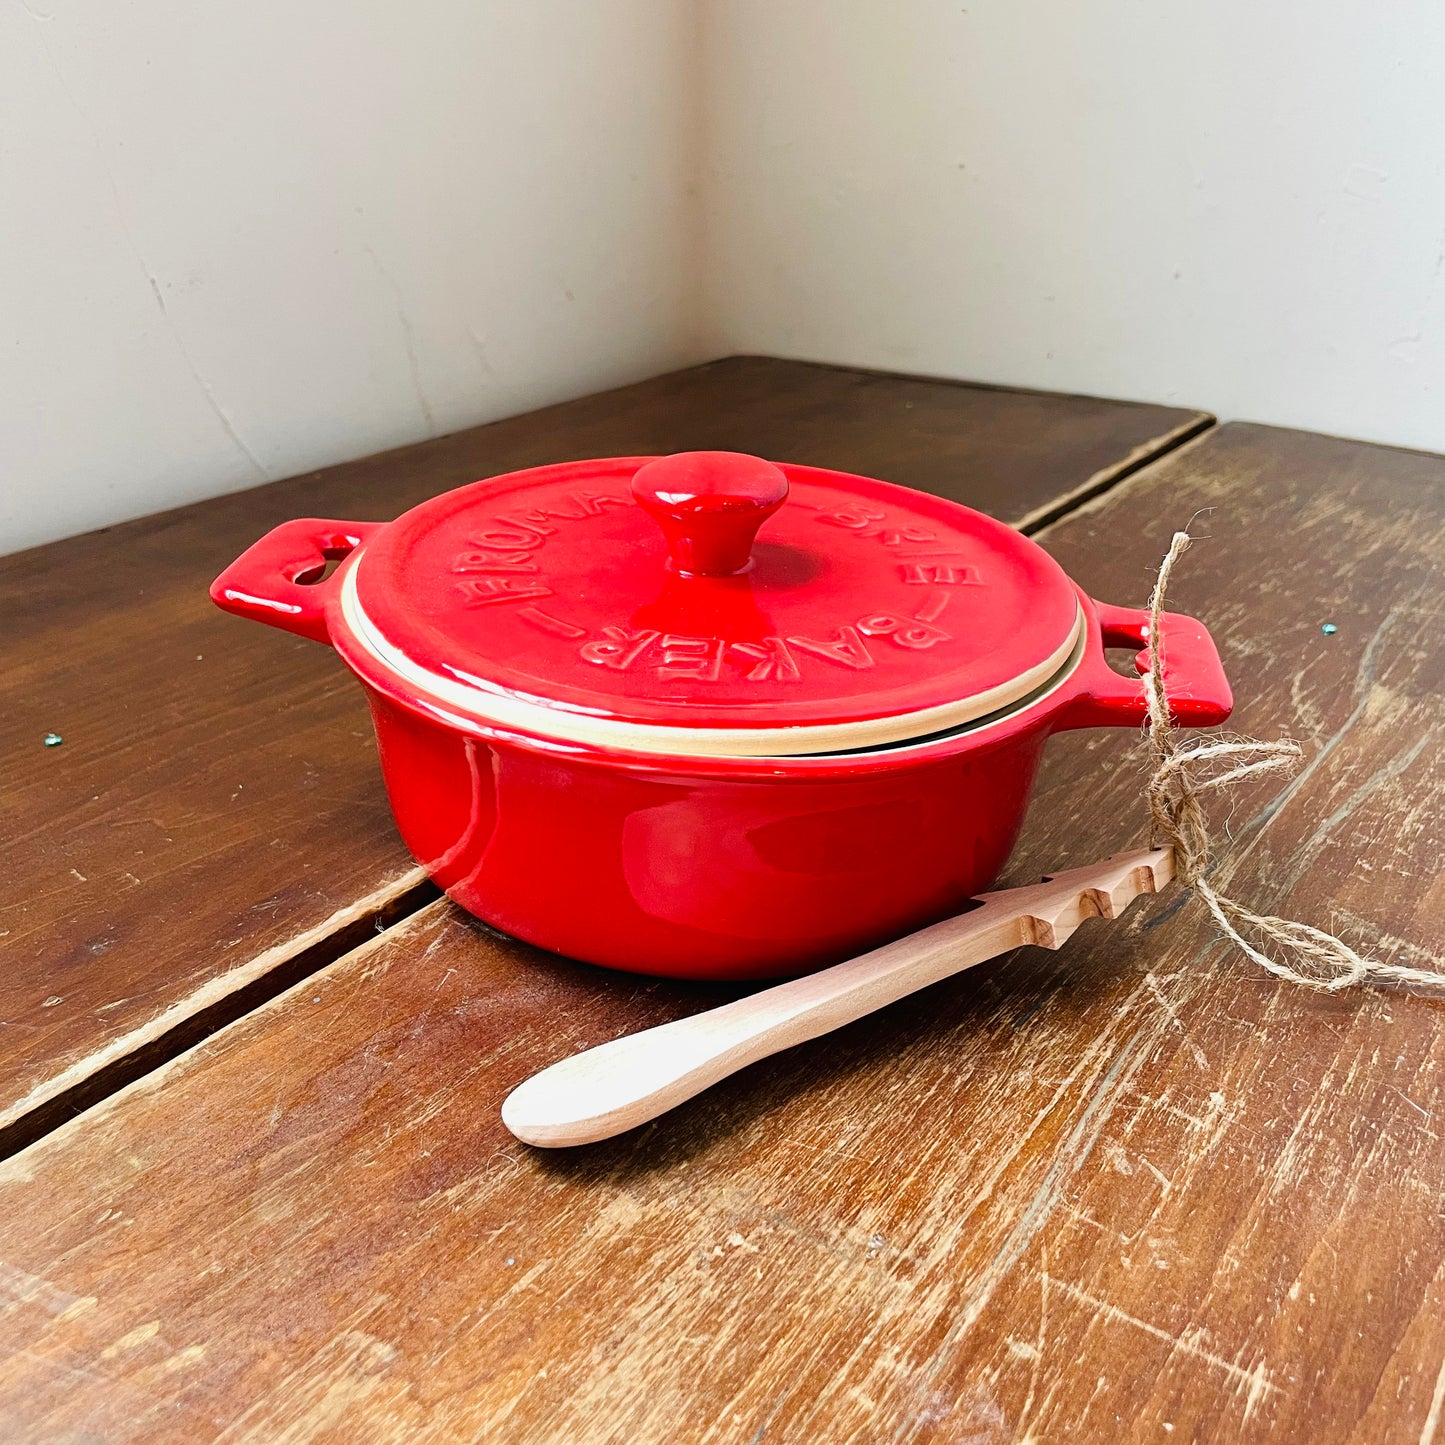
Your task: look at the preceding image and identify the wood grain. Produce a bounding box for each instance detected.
[0,421,1440,1442]
[0,357,1207,1150]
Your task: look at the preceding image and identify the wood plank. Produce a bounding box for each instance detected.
[0,357,1207,1151]
[1,422,1440,1441]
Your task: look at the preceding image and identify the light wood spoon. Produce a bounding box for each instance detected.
[502,847,1176,1147]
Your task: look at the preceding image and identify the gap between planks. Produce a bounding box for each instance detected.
[1016,414,1217,537]
[0,871,439,1163]
[0,414,1219,1162]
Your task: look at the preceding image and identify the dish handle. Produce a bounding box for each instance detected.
[210,519,384,644]
[1055,598,1233,732]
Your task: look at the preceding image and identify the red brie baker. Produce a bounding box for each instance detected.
[212,452,1231,979]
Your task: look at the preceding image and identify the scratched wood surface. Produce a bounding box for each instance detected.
[0,357,1207,1151]
[1,422,1440,1442]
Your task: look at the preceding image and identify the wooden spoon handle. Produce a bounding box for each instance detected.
[502,848,1175,1148]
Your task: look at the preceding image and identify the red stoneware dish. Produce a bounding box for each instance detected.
[212,452,1231,980]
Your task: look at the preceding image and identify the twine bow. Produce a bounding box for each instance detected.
[1144,531,1444,993]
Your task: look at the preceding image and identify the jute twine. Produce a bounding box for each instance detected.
[1144,530,1445,993]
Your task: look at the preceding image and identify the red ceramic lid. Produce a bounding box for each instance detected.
[339,453,1082,754]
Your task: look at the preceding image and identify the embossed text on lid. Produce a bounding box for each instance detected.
[346,453,1082,736]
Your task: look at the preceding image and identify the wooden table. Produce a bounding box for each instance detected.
[3,364,1442,1443]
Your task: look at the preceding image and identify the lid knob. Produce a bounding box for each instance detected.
[632,452,789,577]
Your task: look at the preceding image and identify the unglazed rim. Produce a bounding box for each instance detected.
[338,556,1085,759]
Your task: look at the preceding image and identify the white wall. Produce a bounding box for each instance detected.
[1,0,703,554]
[8,2,1444,554]
[701,1,1445,454]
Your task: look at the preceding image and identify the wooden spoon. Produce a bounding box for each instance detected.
[502,848,1175,1147]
